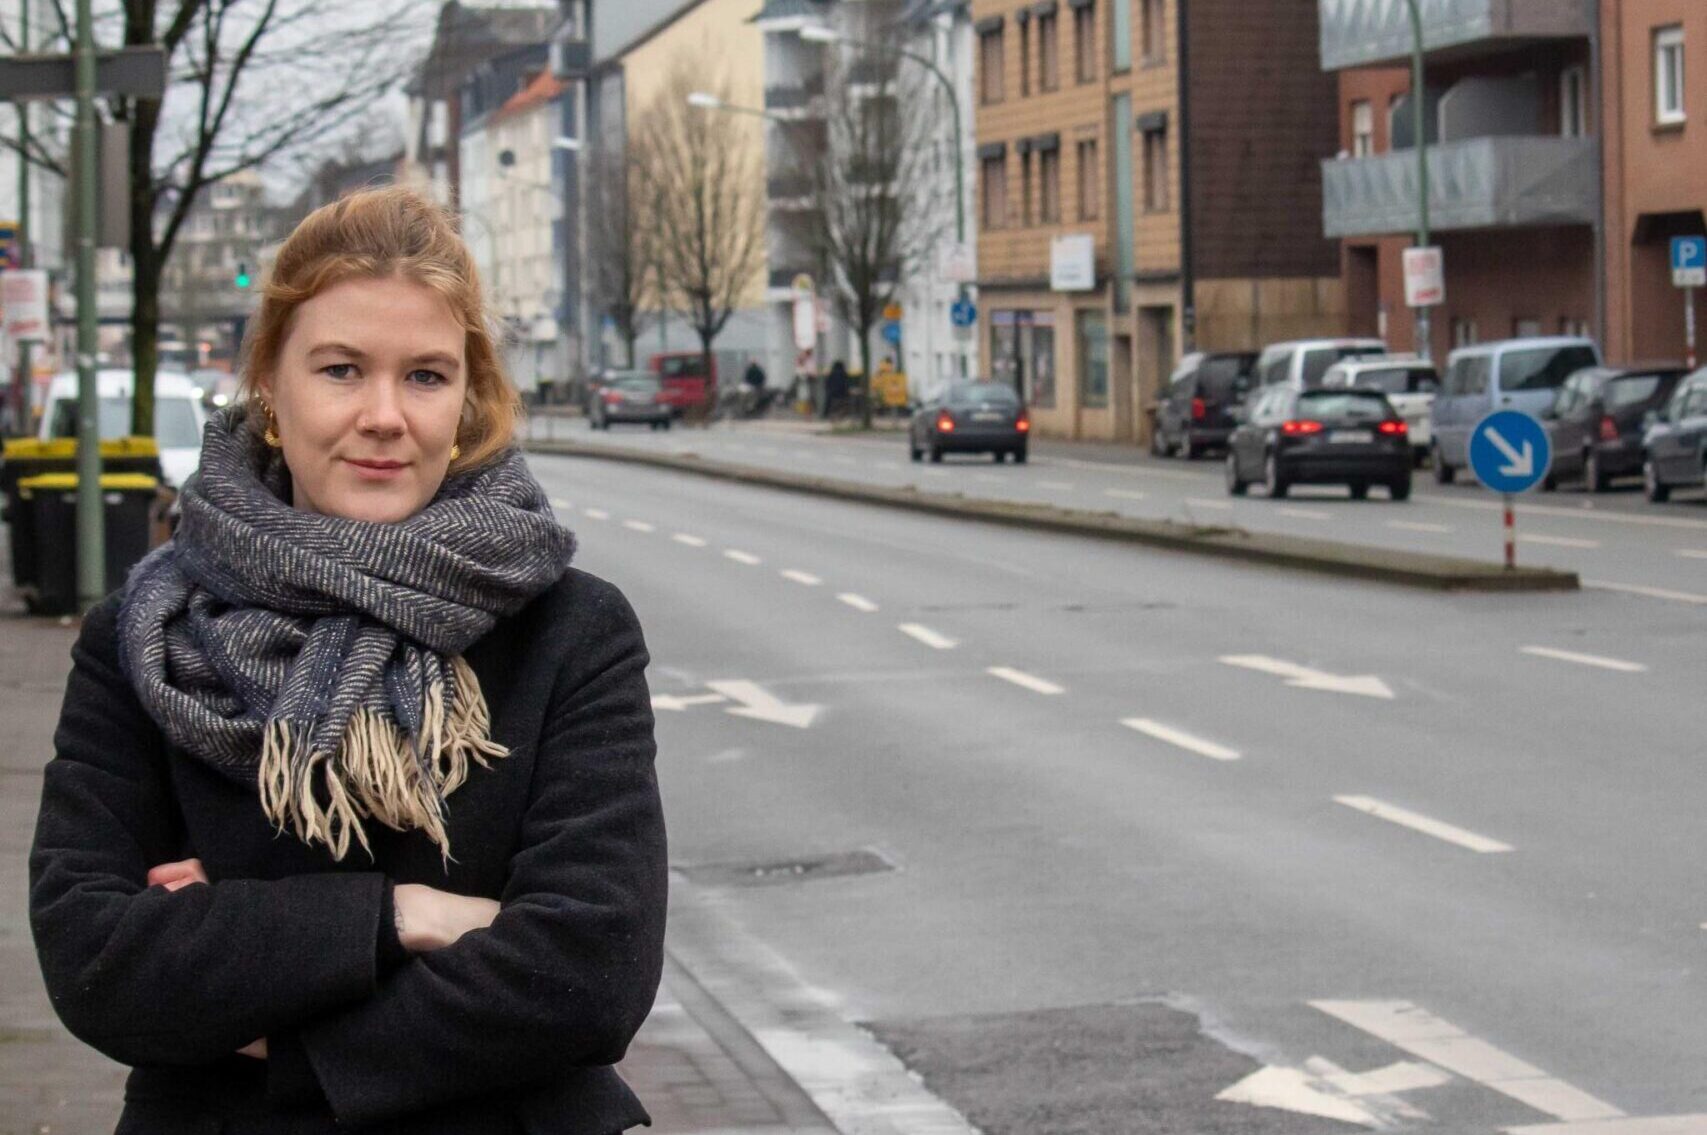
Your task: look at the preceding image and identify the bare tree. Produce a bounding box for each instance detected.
[636,64,765,409]
[1,0,428,434]
[585,133,656,369]
[805,50,944,428]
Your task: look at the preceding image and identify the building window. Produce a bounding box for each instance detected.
[1030,319,1056,407]
[980,29,1005,104]
[1452,316,1478,348]
[1077,139,1099,219]
[1142,126,1168,212]
[1140,0,1165,63]
[1038,12,1059,91]
[1077,309,1109,408]
[1656,25,1685,126]
[1351,99,1374,157]
[1019,19,1031,97]
[1040,147,1061,222]
[1074,3,1096,84]
[981,155,1007,229]
[1019,151,1034,225]
[1560,65,1588,137]
[1111,0,1130,71]
[1513,317,1541,338]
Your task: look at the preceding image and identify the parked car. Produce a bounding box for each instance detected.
[1641,367,1707,502]
[648,351,717,416]
[39,369,207,488]
[1253,338,1388,392]
[1226,386,1412,500]
[1544,363,1685,492]
[1430,337,1601,484]
[910,380,1030,463]
[589,373,672,431]
[1321,356,1439,465]
[1152,351,1256,458]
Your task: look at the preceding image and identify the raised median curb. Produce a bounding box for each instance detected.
[525,438,1580,594]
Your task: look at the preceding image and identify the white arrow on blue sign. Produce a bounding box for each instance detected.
[950,299,977,328]
[1468,410,1551,495]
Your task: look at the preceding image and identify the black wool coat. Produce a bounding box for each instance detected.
[28,568,668,1135]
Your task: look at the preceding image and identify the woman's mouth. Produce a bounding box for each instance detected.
[345,458,408,480]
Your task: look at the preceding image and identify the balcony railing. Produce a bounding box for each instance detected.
[1321,134,1598,238]
[1319,0,1595,71]
[767,174,816,207]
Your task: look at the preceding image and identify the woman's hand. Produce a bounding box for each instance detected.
[146,857,209,892]
[393,883,500,952]
[237,1038,267,1059]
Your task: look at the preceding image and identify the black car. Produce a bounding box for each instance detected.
[589,374,672,430]
[1642,368,1707,502]
[1152,351,1256,458]
[1545,363,1684,492]
[1226,387,1412,500]
[910,381,1030,463]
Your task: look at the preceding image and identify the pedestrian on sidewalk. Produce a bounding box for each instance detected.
[28,187,667,1134]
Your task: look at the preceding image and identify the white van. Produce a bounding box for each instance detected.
[1430,337,1600,483]
[1321,356,1440,463]
[1254,338,1389,392]
[38,369,209,488]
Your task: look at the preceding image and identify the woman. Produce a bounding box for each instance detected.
[28,187,667,1134]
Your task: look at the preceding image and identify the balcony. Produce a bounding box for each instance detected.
[764,75,826,119]
[1319,0,1595,71]
[767,174,817,209]
[1321,134,1598,238]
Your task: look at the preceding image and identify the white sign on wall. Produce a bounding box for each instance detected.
[792,274,816,352]
[1402,246,1445,308]
[1050,234,1095,293]
[2,270,49,341]
[937,240,976,284]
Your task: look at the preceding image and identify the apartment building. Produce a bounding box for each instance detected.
[973,0,1341,443]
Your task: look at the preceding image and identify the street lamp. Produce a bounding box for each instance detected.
[1405,0,1432,362]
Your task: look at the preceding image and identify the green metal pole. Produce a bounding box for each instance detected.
[1408,0,1432,362]
[74,0,104,608]
[14,0,31,433]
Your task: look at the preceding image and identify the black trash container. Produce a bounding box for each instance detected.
[18,472,158,615]
[3,437,162,596]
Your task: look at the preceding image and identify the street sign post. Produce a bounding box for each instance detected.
[1402,246,1445,308]
[882,321,901,345]
[1671,236,1705,368]
[1468,409,1551,570]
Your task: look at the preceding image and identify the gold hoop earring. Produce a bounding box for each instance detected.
[259,400,283,448]
[449,443,461,461]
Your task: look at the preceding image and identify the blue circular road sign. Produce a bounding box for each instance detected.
[950,299,977,328]
[1468,409,1551,494]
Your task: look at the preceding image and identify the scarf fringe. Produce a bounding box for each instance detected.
[256,656,510,865]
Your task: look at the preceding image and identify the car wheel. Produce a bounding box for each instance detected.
[662,419,672,431]
[994,451,1006,464]
[1389,476,1412,502]
[910,443,923,462]
[1644,460,1670,503]
[1541,473,1558,492]
[1184,441,1202,460]
[1432,444,1454,484]
[1014,446,1028,464]
[929,447,943,464]
[1225,452,1247,496]
[1264,453,1289,499]
[1349,480,1369,500]
[1585,450,1609,493]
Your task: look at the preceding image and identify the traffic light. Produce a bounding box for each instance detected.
[235,261,251,289]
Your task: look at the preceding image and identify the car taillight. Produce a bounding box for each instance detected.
[1377,420,1408,436]
[603,391,623,405]
[935,412,956,432]
[1280,420,1324,435]
[1598,415,1619,442]
[1191,397,1206,422]
[1016,412,1031,433]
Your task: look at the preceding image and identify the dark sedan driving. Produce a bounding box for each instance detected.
[910,381,1031,463]
[1226,387,1412,500]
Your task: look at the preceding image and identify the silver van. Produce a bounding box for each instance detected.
[1253,338,1388,392]
[1430,337,1601,484]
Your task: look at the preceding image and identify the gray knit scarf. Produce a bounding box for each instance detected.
[117,408,574,864]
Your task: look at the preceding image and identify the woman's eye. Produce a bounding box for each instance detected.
[409,369,448,387]
[322,363,355,380]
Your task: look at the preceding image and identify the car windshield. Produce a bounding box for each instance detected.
[1302,345,1386,388]
[49,395,202,449]
[1296,391,1392,422]
[616,378,660,393]
[948,383,1019,407]
[1197,356,1253,399]
[1604,375,1664,408]
[1499,346,1599,391]
[1352,367,1436,395]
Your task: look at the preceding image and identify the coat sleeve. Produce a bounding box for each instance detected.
[284,579,669,1125]
[28,597,394,1067]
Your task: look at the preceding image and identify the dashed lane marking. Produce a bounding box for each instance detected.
[1583,579,1707,606]
[672,534,708,547]
[583,508,610,520]
[1520,646,1647,673]
[1279,507,1333,521]
[898,623,957,650]
[723,549,762,565]
[1520,533,1600,549]
[1038,480,1076,490]
[1103,488,1148,500]
[622,520,655,533]
[1121,718,1241,762]
[1184,497,1235,511]
[1433,495,1707,532]
[1333,795,1514,854]
[781,569,823,586]
[837,593,879,612]
[985,666,1064,695]
[1675,549,1707,559]
[1388,520,1454,533]
[549,497,572,510]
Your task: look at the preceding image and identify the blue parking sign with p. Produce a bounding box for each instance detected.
[1672,236,1706,285]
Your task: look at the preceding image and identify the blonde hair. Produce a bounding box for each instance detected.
[239,186,521,473]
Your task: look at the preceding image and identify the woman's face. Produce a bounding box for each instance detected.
[262,275,468,524]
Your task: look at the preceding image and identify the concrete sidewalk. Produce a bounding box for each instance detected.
[0,565,831,1135]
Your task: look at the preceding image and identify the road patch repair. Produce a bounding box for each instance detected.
[526,440,1578,593]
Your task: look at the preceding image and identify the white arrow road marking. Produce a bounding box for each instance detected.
[1334,795,1513,853]
[986,667,1064,695]
[1520,646,1647,673]
[1311,1001,1624,1123]
[704,680,822,729]
[622,519,655,533]
[1217,1066,1379,1127]
[724,549,762,565]
[1507,1116,1707,1135]
[1389,520,1454,533]
[584,508,610,520]
[672,533,708,547]
[781,569,823,586]
[1219,655,1395,699]
[837,592,879,613]
[1307,1057,1451,1099]
[1121,718,1241,761]
[1485,426,1535,477]
[651,693,728,712]
[899,623,957,650]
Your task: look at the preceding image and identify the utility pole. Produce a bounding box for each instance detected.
[73,0,104,608]
[1407,0,1432,362]
[13,0,31,434]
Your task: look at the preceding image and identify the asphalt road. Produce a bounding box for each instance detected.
[529,448,1706,1133]
[533,416,1707,608]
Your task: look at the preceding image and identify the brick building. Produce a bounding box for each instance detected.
[1323,0,1707,368]
[972,0,1342,443]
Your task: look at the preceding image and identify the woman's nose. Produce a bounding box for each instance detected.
[356,377,407,436]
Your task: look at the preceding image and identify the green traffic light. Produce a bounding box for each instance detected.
[235,262,251,289]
